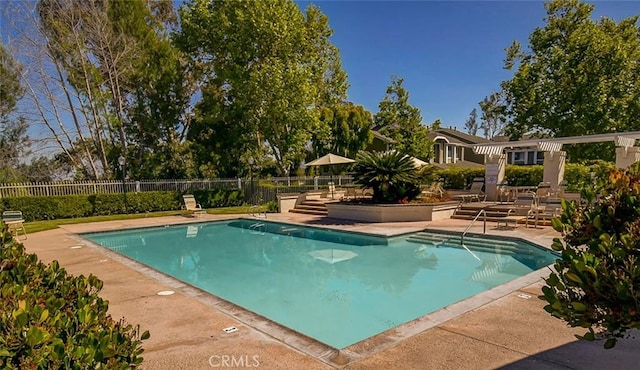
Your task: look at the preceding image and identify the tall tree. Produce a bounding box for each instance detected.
[311,103,373,160]
[373,76,432,160]
[502,0,640,160]
[464,108,478,136]
[177,0,348,176]
[7,0,188,179]
[479,92,507,139]
[0,43,31,183]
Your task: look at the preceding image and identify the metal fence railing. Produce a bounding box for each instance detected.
[0,176,356,203]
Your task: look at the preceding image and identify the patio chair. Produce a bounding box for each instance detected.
[182,194,206,217]
[533,198,564,227]
[343,186,357,200]
[2,210,27,240]
[421,181,444,198]
[451,177,485,203]
[535,182,552,203]
[491,192,539,228]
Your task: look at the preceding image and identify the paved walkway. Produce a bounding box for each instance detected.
[21,213,639,369]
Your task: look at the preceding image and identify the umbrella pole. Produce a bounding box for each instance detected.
[330,173,334,200]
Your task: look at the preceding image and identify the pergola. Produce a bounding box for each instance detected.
[468,131,640,201]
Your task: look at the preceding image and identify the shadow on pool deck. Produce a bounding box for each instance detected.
[20,213,640,370]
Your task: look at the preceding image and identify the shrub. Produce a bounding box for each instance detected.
[541,163,640,349]
[504,165,544,186]
[192,189,244,208]
[0,189,246,221]
[0,226,149,367]
[353,151,421,203]
[265,201,279,213]
[433,166,484,189]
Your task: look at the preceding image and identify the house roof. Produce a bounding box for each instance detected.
[428,128,491,145]
[371,130,396,143]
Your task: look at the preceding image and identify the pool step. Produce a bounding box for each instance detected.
[408,232,519,247]
[407,232,532,255]
[289,200,328,216]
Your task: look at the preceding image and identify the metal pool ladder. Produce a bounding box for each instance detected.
[460,208,487,262]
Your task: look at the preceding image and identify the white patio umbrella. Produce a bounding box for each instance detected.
[407,156,428,168]
[305,153,356,167]
[305,153,356,199]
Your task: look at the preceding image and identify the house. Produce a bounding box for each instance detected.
[492,135,544,165]
[366,130,396,152]
[427,128,487,168]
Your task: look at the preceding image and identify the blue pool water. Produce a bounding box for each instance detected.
[83,219,557,349]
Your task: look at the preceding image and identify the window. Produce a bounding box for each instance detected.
[527,151,535,165]
[513,151,525,164]
[446,145,455,163]
[536,151,544,164]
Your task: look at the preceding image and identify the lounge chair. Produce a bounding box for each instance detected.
[451,177,486,202]
[421,181,445,198]
[2,210,27,240]
[182,194,206,217]
[535,182,552,203]
[533,198,564,227]
[490,192,540,228]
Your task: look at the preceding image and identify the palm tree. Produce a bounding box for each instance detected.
[353,151,421,203]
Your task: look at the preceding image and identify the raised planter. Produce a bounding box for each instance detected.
[325,201,459,222]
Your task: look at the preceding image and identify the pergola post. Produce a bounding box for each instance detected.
[542,151,566,189]
[484,154,506,201]
[615,146,640,168]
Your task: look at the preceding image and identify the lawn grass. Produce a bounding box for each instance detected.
[23,205,266,234]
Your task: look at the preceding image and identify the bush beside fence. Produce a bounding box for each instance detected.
[0,189,244,222]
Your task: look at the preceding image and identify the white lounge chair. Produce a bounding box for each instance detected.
[2,210,27,240]
[452,177,486,202]
[182,195,206,217]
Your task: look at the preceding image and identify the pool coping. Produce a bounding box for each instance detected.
[70,217,557,367]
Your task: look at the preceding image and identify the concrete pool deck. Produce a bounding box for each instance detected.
[21,213,639,369]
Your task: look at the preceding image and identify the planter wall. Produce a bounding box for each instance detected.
[325,202,458,222]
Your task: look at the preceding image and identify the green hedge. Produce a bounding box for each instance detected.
[0,189,244,222]
[0,227,148,368]
[192,189,244,208]
[428,167,485,189]
[432,161,615,191]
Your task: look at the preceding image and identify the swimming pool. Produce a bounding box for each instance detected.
[82,219,557,349]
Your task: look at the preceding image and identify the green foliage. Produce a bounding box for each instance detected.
[311,103,373,160]
[433,167,485,189]
[502,0,640,160]
[0,44,30,183]
[540,164,640,348]
[0,189,246,221]
[479,92,507,139]
[0,227,148,367]
[265,201,279,213]
[374,76,432,161]
[564,161,615,192]
[0,43,24,118]
[464,108,479,136]
[178,0,347,176]
[504,165,544,186]
[192,189,244,208]
[0,192,182,221]
[353,151,421,203]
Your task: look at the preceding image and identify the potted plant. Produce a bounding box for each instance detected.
[325,151,458,222]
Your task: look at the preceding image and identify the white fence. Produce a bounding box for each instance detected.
[0,176,355,199]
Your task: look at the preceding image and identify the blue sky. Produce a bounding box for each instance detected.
[299,1,640,131]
